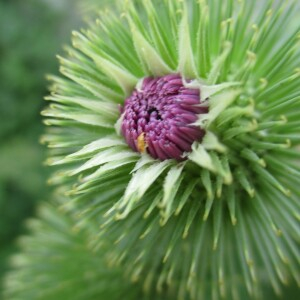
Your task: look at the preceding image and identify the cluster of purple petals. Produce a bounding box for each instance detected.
[121,74,208,160]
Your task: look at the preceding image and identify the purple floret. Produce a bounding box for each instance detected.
[121,74,207,160]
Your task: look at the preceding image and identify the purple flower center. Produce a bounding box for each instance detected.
[121,74,208,160]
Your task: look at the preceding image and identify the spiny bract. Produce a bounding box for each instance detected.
[40,0,299,299]
[3,203,168,300]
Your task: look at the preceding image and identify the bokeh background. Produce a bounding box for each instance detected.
[0,0,83,294]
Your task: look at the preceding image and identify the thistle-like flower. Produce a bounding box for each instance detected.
[121,74,207,160]
[21,0,300,299]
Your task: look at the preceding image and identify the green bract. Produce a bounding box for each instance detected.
[3,203,167,300]
[11,0,300,299]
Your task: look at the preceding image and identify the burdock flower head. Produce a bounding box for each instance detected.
[36,0,300,299]
[121,74,207,160]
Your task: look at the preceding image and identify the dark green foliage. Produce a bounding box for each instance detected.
[0,0,79,139]
[0,0,81,294]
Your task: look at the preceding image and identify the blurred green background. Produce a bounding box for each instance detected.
[0,0,82,294]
